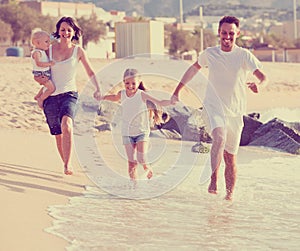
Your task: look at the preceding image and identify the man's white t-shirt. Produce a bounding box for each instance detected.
[198,45,262,117]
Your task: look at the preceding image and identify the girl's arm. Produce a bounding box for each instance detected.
[77,46,101,100]
[32,51,55,68]
[102,91,121,102]
[141,92,173,107]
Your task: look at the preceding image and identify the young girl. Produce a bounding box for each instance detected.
[102,68,173,180]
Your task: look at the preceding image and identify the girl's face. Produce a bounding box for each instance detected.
[124,76,138,96]
[59,22,75,41]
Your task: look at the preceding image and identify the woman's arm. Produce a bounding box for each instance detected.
[77,46,101,100]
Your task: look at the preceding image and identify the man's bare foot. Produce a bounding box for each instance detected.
[225,190,233,200]
[64,168,73,175]
[208,181,217,194]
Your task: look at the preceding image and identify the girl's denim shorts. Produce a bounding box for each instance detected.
[43,91,78,135]
[122,133,149,145]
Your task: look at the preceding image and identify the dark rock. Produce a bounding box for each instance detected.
[250,118,300,144]
[249,128,300,155]
[161,105,212,143]
[191,142,210,153]
[240,114,263,146]
[94,123,112,132]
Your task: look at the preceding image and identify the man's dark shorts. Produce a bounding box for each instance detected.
[43,91,78,135]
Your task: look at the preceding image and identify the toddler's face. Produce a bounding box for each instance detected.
[36,35,51,51]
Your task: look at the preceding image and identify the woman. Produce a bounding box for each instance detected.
[35,16,101,175]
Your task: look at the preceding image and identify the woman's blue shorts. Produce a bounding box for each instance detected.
[43,91,78,135]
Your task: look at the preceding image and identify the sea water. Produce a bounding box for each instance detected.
[46,109,300,251]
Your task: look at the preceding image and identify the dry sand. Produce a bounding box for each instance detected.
[0,56,299,250]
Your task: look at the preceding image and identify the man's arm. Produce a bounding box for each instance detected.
[172,61,201,101]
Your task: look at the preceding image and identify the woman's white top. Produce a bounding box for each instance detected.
[49,44,78,96]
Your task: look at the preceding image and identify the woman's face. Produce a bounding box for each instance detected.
[59,21,75,41]
[124,76,138,95]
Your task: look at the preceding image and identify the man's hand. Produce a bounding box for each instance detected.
[247,82,258,93]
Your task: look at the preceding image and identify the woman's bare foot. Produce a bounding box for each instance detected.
[64,168,73,175]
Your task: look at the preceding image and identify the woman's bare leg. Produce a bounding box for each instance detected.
[61,116,73,175]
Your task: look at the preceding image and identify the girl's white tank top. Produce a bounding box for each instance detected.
[120,89,150,137]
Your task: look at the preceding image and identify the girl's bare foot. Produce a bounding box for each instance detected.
[145,168,153,179]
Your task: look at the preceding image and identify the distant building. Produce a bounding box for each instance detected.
[20,0,125,23]
[115,21,164,58]
[269,20,300,41]
[19,0,128,59]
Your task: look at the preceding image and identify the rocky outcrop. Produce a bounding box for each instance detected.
[248,118,300,155]
[240,113,263,146]
[85,99,300,155]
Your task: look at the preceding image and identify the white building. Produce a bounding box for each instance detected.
[115,21,164,58]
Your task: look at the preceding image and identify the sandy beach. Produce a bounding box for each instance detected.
[0,56,300,250]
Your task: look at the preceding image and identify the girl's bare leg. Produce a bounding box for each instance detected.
[136,141,153,179]
[125,143,137,180]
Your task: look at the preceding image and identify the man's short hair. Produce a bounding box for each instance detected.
[219,16,240,29]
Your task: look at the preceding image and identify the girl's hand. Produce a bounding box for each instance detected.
[93,90,101,101]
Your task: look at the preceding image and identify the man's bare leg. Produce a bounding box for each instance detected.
[208,127,225,194]
[224,150,237,200]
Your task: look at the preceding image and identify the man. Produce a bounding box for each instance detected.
[171,16,267,200]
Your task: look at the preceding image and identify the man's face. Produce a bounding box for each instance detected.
[218,22,240,52]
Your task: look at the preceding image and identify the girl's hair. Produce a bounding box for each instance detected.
[52,16,82,42]
[123,68,168,127]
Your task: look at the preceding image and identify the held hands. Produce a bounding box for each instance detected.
[93,90,102,101]
[170,94,179,105]
[247,82,258,93]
